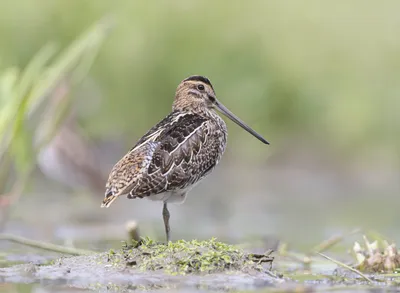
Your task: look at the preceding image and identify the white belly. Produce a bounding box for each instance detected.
[146,187,192,204]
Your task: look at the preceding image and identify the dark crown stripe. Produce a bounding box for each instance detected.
[183,75,213,88]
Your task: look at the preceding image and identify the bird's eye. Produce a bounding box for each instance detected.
[197,84,205,91]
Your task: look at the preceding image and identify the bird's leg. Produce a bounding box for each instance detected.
[162,202,170,242]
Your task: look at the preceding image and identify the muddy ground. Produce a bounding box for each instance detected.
[2,167,400,292]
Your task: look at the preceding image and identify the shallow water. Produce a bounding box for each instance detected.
[1,165,400,292]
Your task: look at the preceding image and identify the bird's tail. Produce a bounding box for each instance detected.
[101,192,118,208]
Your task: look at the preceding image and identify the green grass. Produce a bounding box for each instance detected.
[0,17,112,197]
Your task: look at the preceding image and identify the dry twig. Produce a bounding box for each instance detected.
[318,252,373,283]
[0,233,95,256]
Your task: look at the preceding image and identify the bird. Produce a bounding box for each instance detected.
[35,80,107,198]
[101,75,269,242]
[36,115,107,195]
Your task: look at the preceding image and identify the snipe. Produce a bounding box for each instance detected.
[101,75,269,242]
[36,80,106,196]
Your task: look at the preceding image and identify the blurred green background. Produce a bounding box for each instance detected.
[2,0,400,167]
[2,2,400,291]
[0,0,400,253]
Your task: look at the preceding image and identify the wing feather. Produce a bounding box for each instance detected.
[103,110,225,205]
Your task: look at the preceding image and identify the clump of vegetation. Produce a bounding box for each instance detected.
[106,237,273,275]
[353,236,400,273]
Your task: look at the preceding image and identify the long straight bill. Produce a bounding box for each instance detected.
[215,100,269,145]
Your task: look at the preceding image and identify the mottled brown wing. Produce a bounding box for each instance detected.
[103,112,226,207]
[130,111,182,152]
[104,141,159,198]
[105,111,189,197]
[126,113,223,199]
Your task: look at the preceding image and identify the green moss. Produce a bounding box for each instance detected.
[106,237,273,275]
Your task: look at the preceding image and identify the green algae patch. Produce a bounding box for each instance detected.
[107,237,274,275]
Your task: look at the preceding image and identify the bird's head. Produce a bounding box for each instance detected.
[173,75,217,111]
[173,75,269,145]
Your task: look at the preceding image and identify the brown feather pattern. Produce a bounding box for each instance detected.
[102,110,227,206]
[101,75,269,243]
